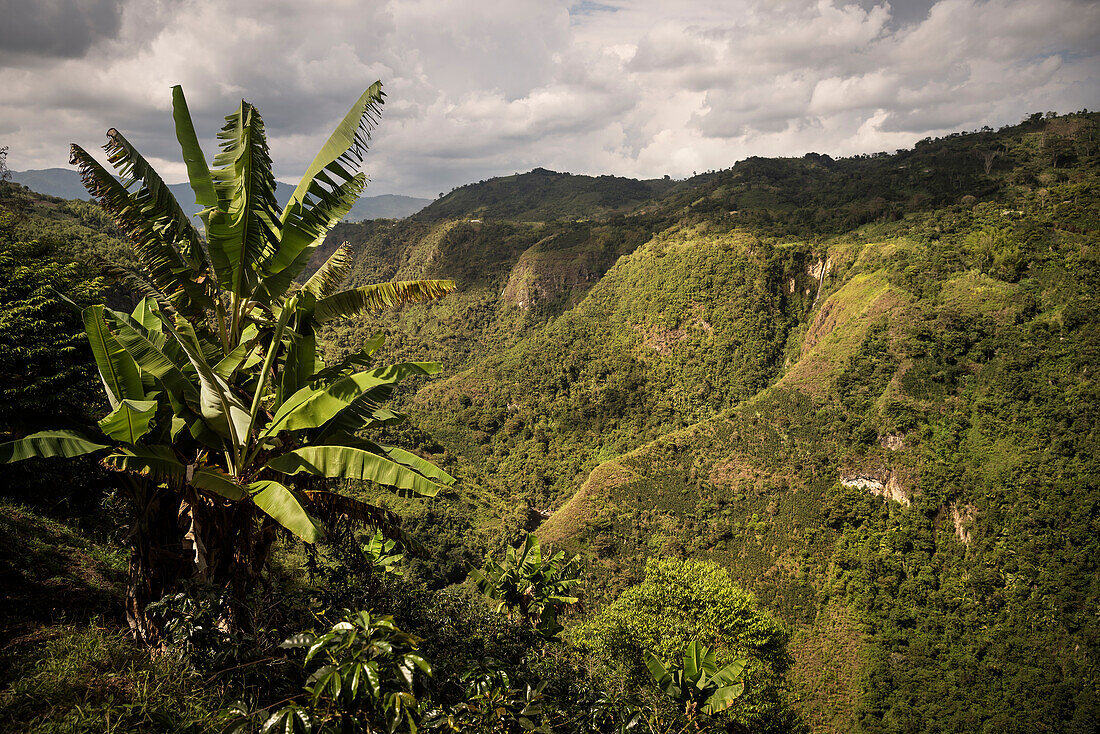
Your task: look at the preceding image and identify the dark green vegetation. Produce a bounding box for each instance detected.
[1,109,1097,732]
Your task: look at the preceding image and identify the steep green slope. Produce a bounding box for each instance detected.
[537,183,1100,730]
[410,224,817,510]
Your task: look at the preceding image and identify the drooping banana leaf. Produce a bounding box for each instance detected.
[265,362,440,436]
[302,490,414,547]
[326,435,455,487]
[314,280,456,323]
[102,445,186,487]
[190,466,246,501]
[0,431,109,463]
[248,480,322,542]
[302,242,355,298]
[645,652,680,699]
[703,675,746,714]
[265,445,443,497]
[84,305,145,408]
[102,127,209,273]
[70,145,211,319]
[97,399,159,444]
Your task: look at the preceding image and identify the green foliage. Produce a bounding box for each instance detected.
[0,211,104,433]
[363,529,405,577]
[421,667,549,733]
[257,611,430,734]
[573,557,798,732]
[645,641,745,716]
[470,533,581,640]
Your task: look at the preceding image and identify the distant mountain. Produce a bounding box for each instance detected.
[415,167,677,222]
[9,168,430,221]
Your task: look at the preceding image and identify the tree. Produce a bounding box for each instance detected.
[0,82,457,640]
[572,557,799,732]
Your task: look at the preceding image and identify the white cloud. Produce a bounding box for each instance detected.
[0,0,1096,197]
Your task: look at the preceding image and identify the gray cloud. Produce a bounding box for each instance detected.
[0,0,1096,198]
[0,0,125,62]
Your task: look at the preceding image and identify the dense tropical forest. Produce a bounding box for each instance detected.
[0,98,1096,734]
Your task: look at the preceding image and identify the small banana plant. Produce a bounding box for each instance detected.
[363,529,405,577]
[469,533,581,640]
[645,641,746,718]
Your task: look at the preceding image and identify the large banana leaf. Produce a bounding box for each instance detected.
[70,145,210,319]
[0,431,108,463]
[84,305,145,408]
[97,399,158,444]
[265,82,382,287]
[171,85,217,209]
[102,445,186,486]
[190,466,246,501]
[702,669,746,714]
[314,280,456,323]
[249,480,322,542]
[102,127,209,273]
[285,82,383,213]
[163,317,251,447]
[206,101,281,297]
[265,445,443,497]
[321,434,455,486]
[261,174,364,297]
[265,362,440,436]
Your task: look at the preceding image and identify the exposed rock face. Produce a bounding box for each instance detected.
[880,433,904,451]
[841,472,911,506]
[950,503,978,544]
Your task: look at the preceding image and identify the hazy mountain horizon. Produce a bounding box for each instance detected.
[9,167,433,221]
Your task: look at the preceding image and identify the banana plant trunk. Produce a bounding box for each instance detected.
[125,483,190,643]
[125,483,278,642]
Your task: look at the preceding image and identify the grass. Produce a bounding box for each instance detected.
[0,624,218,733]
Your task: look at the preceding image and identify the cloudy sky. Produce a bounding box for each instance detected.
[1,0,1097,198]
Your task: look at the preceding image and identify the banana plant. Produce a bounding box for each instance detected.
[469,533,581,639]
[0,83,456,638]
[644,641,746,717]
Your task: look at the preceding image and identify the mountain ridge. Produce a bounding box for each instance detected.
[9,167,432,221]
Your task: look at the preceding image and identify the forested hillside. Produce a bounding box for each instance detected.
[315,111,1100,730]
[1,110,1097,733]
